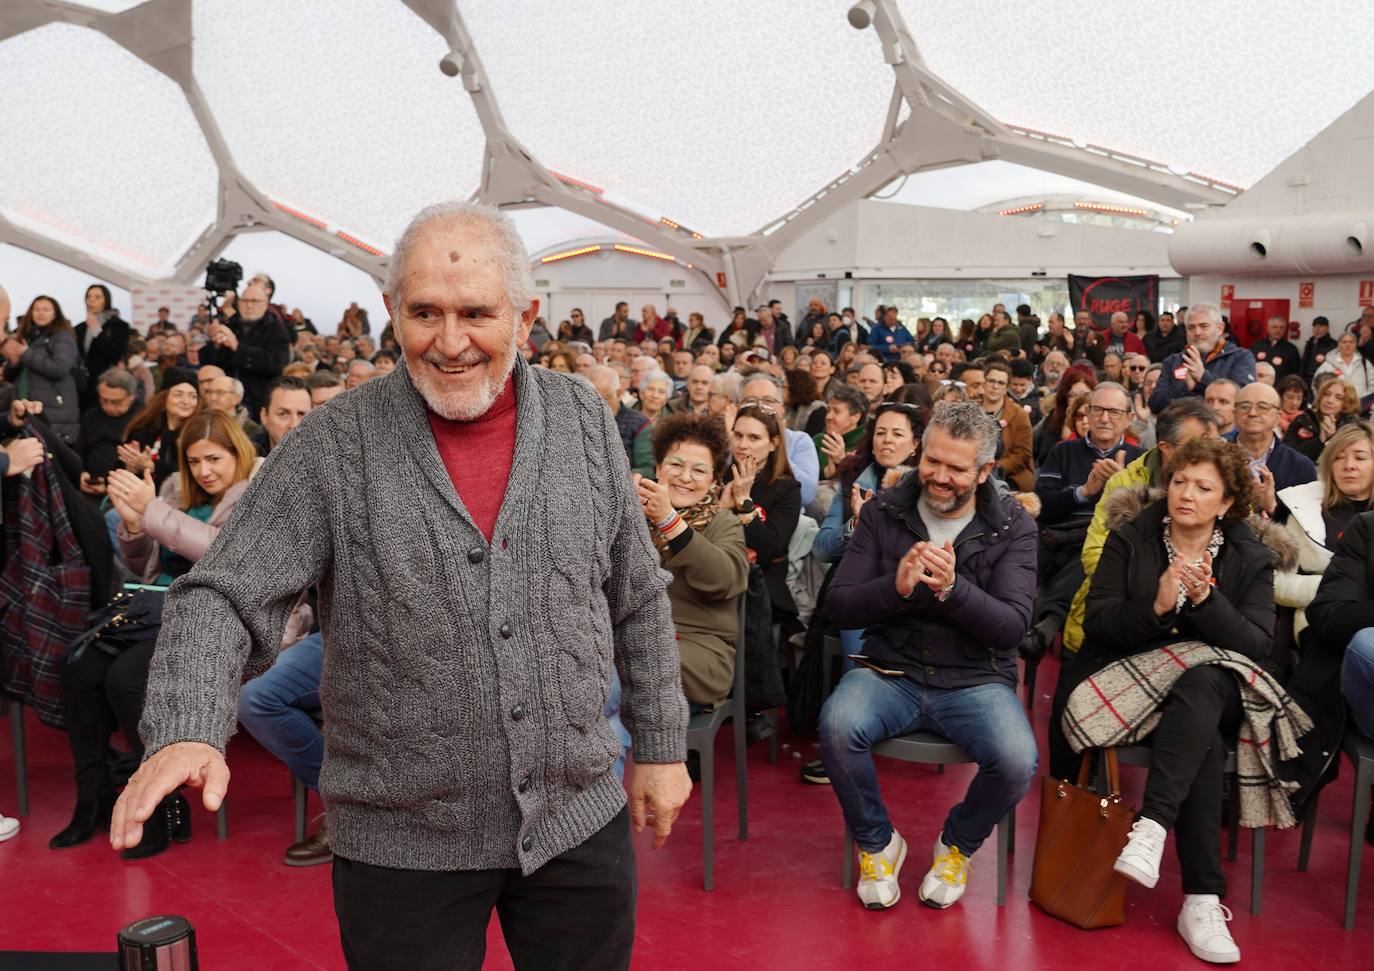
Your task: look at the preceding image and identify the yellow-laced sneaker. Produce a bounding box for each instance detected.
[918,838,971,909]
[855,829,907,910]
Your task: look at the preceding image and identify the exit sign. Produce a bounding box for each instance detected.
[669,279,685,288]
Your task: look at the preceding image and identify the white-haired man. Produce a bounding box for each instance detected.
[114,201,691,970]
[1148,302,1256,413]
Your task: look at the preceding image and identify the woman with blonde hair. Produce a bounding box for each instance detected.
[1275,420,1374,636]
[51,411,260,860]
[1284,377,1361,462]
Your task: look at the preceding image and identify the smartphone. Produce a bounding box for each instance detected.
[848,654,905,677]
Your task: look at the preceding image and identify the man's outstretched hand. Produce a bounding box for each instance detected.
[627,761,692,849]
[110,742,230,850]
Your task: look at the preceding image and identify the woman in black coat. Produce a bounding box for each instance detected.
[1283,377,1361,463]
[724,402,800,620]
[1052,437,1290,965]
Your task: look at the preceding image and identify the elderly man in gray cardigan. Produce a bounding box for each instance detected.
[111,201,692,971]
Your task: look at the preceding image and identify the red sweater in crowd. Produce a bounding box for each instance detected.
[426,375,517,542]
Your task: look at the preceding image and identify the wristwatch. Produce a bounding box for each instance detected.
[735,497,756,515]
[935,578,956,603]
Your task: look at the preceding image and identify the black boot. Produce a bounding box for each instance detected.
[121,796,172,860]
[49,794,115,849]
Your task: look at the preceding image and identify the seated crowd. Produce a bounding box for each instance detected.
[5,276,1374,964]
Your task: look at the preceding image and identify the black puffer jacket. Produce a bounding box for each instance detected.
[827,475,1037,690]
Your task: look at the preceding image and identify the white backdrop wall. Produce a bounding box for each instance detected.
[530,246,729,333]
[1187,272,1374,342]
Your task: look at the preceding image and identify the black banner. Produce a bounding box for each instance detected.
[1068,274,1158,331]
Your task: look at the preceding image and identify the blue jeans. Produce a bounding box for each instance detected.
[1342,627,1374,739]
[604,671,631,781]
[238,632,324,790]
[819,669,1037,855]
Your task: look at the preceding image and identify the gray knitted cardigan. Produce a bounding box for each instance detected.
[140,356,688,873]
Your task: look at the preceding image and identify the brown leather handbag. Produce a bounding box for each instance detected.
[1029,748,1136,928]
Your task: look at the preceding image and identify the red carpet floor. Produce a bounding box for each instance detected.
[1,655,1371,970]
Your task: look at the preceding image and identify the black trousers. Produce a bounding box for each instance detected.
[1138,666,1243,897]
[332,807,636,971]
[61,642,156,800]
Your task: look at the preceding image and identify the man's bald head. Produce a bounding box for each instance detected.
[587,365,621,411]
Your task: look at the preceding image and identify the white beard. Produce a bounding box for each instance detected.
[409,331,519,420]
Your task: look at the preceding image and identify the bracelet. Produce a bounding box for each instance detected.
[656,514,683,534]
[652,509,679,530]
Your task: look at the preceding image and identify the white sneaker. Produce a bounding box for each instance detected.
[0,812,19,842]
[918,837,971,909]
[855,829,907,910]
[1114,816,1166,888]
[1177,894,1241,964]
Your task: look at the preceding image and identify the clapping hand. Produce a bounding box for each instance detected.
[850,482,873,522]
[820,431,847,468]
[1182,345,1206,387]
[632,473,674,524]
[107,467,156,530]
[1179,551,1214,606]
[1153,559,1187,616]
[1254,465,1277,516]
[729,453,759,508]
[895,540,956,598]
[116,442,153,473]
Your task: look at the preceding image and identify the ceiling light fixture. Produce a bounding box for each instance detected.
[540,244,603,264]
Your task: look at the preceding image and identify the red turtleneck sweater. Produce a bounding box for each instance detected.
[425,376,517,542]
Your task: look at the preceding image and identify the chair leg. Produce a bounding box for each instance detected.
[700,743,716,891]
[1348,762,1373,930]
[996,812,1009,906]
[843,827,854,890]
[294,777,308,843]
[1007,804,1017,857]
[1298,791,1320,873]
[9,701,27,817]
[1023,657,1038,716]
[1226,779,1240,862]
[768,712,779,765]
[734,710,748,842]
[216,798,228,840]
[1250,826,1266,916]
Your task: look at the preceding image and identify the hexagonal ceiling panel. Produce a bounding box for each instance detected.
[0,22,218,275]
[194,0,487,252]
[462,0,893,238]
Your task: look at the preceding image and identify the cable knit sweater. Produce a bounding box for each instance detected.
[139,356,687,874]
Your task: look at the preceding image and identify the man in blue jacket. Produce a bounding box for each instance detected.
[1148,302,1255,414]
[868,306,916,362]
[819,401,1037,912]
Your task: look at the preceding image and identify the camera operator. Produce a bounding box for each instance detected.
[201,281,292,416]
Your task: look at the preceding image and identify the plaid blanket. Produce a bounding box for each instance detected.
[1062,642,1312,828]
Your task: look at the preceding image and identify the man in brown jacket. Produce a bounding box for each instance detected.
[982,360,1034,491]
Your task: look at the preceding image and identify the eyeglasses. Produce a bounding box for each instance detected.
[739,395,782,410]
[1087,405,1129,419]
[661,457,714,481]
[737,402,779,417]
[939,379,966,388]
[1127,365,1148,372]
[1235,402,1279,414]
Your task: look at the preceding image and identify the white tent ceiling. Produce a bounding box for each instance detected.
[1,0,1372,289]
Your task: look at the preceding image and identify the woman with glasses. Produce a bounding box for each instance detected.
[633,413,749,710]
[117,368,202,490]
[1,295,81,444]
[727,403,801,625]
[1284,377,1361,463]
